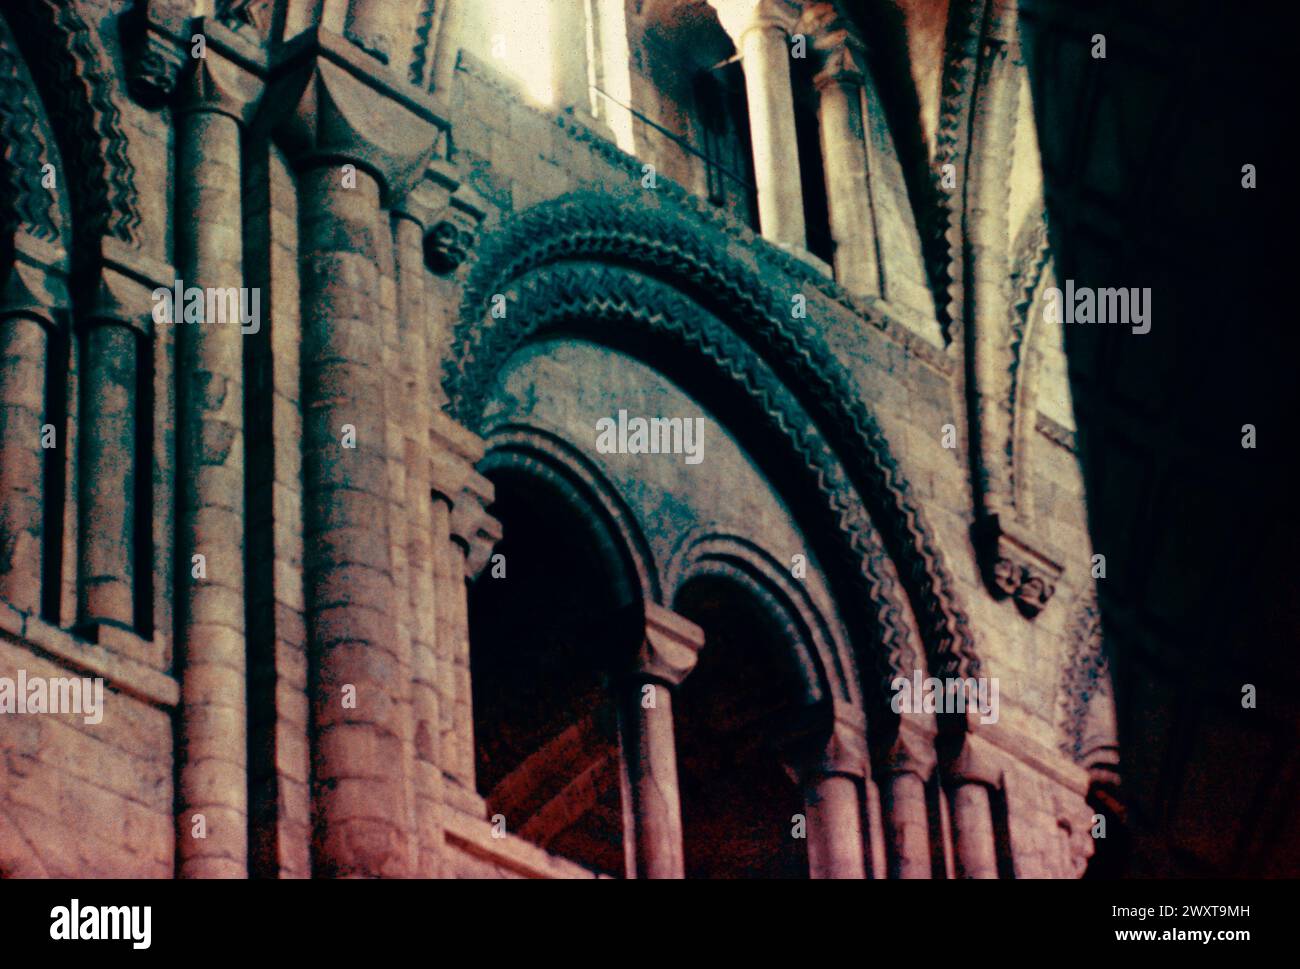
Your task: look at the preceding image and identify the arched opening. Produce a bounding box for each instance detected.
[467,460,638,877]
[673,573,816,878]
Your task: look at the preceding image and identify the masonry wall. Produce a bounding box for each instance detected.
[0,0,1102,880]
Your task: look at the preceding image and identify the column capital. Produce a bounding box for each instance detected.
[75,237,175,339]
[0,231,69,333]
[877,717,939,782]
[175,21,267,123]
[709,0,801,43]
[632,602,704,687]
[940,731,1004,789]
[123,0,193,105]
[782,705,869,782]
[262,26,451,205]
[798,2,868,89]
[125,7,270,109]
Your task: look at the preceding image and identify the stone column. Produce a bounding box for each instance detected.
[943,732,1002,879]
[0,237,66,615]
[76,255,157,638]
[172,42,262,879]
[268,29,447,877]
[429,413,501,817]
[711,0,807,249]
[408,174,486,864]
[617,603,703,880]
[805,6,880,295]
[391,170,443,873]
[785,709,869,879]
[431,0,469,94]
[551,0,591,111]
[878,722,938,879]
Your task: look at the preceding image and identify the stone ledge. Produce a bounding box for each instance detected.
[0,616,179,710]
[977,722,1091,797]
[441,804,607,879]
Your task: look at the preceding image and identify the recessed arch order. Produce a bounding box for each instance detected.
[443,191,979,734]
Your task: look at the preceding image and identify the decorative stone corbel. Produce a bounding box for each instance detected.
[424,184,487,275]
[973,513,1064,618]
[123,0,192,105]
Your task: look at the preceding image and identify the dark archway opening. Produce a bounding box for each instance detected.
[468,466,633,877]
[674,574,811,878]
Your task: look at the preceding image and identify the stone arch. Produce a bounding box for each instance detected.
[0,13,66,252]
[466,424,658,876]
[666,530,859,712]
[445,191,979,730]
[0,6,74,621]
[1006,211,1054,521]
[478,423,661,607]
[4,0,142,251]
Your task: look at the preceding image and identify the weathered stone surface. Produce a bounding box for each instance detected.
[0,0,1176,882]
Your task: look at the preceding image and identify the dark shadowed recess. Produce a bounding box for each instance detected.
[1021,0,1299,876]
[674,574,811,879]
[468,466,629,877]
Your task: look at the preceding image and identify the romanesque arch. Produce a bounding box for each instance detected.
[4,0,141,249]
[666,530,856,709]
[445,191,979,728]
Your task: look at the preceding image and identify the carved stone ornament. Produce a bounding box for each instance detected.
[973,513,1064,617]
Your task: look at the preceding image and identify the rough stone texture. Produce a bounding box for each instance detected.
[1,0,1261,879]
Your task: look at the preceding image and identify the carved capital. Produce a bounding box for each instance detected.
[799,2,868,89]
[939,731,1003,789]
[709,0,801,42]
[176,27,266,123]
[264,27,450,205]
[973,514,1064,618]
[123,0,191,105]
[0,231,68,331]
[216,0,273,36]
[782,706,869,783]
[449,469,502,580]
[633,602,704,687]
[878,716,939,783]
[76,236,174,339]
